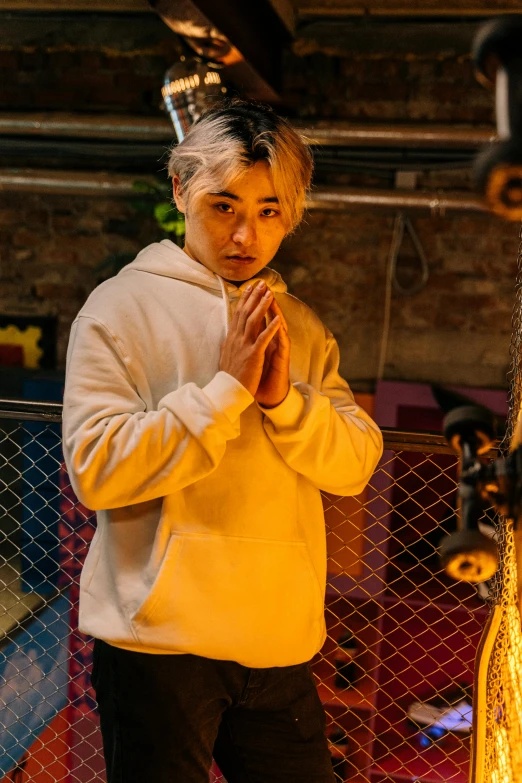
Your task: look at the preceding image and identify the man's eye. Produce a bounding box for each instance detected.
[215,203,233,213]
[261,208,279,217]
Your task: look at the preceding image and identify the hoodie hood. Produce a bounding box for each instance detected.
[121,239,288,296]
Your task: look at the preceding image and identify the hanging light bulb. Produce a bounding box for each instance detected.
[162,56,227,142]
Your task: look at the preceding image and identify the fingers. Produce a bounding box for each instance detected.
[265,312,290,359]
[230,282,288,352]
[235,281,271,334]
[266,300,290,357]
[232,284,254,332]
[268,298,288,333]
[277,323,291,360]
[255,314,281,352]
[245,288,273,339]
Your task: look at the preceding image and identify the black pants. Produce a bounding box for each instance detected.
[91,639,336,783]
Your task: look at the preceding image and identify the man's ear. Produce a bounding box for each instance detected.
[172,175,186,213]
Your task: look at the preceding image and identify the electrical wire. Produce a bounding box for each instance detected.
[377,213,401,380]
[377,211,430,379]
[391,213,430,297]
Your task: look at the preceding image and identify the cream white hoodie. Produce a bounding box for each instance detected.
[62,239,382,668]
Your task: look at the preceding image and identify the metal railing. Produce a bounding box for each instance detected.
[0,401,491,783]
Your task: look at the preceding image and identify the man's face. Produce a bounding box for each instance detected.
[173,161,287,282]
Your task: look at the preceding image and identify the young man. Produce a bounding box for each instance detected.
[63,99,383,783]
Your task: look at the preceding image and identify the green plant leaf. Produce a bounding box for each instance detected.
[173,216,186,236]
[154,202,176,223]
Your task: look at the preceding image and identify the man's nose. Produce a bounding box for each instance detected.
[232,218,256,246]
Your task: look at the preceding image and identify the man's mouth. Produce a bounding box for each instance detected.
[226,255,256,262]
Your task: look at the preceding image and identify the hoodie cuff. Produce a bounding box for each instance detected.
[259,384,307,431]
[203,371,254,423]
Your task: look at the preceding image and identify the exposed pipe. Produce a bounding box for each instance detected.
[0,112,497,148]
[295,122,497,149]
[0,169,148,197]
[0,113,173,141]
[307,186,485,214]
[0,168,487,212]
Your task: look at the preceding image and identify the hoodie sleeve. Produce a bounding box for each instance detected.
[62,316,253,510]
[260,327,383,495]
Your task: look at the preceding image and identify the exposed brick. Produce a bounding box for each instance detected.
[12,229,42,248]
[33,283,85,301]
[14,249,33,262]
[0,50,18,70]
[39,247,79,266]
[0,30,517,389]
[0,210,21,226]
[19,49,47,71]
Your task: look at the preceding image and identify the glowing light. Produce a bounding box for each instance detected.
[161,73,201,99]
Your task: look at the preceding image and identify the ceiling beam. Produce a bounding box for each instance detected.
[149,0,292,101]
[0,11,171,49]
[0,0,150,9]
[295,19,483,57]
[296,1,522,17]
[3,1,519,17]
[267,0,295,33]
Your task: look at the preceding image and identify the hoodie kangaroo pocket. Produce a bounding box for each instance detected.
[131,534,185,627]
[131,533,325,667]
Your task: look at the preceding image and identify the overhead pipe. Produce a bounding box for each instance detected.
[0,169,145,197]
[0,113,173,141]
[0,168,486,213]
[295,122,497,149]
[307,186,485,215]
[0,112,497,148]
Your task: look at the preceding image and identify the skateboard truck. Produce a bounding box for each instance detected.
[440,406,500,583]
[472,16,522,220]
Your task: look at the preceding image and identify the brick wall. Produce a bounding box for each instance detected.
[2,189,516,389]
[0,12,517,390]
[279,210,517,388]
[284,50,493,124]
[0,13,180,114]
[0,191,158,369]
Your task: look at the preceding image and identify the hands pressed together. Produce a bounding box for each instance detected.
[219,280,290,409]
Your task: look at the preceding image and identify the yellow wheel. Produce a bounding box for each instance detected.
[439,530,499,583]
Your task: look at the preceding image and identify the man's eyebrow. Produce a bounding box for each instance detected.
[210,191,279,205]
[211,190,240,201]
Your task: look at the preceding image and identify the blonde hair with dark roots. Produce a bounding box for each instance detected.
[167,99,313,233]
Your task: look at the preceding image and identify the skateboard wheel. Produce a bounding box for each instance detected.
[443,405,496,456]
[472,16,522,88]
[474,141,522,221]
[440,529,499,583]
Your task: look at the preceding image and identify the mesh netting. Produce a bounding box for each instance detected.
[482,522,522,783]
[0,414,492,782]
[502,225,522,451]
[481,224,522,783]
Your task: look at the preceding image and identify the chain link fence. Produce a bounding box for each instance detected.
[0,402,492,783]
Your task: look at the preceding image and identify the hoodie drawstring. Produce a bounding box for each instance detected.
[217,275,232,335]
